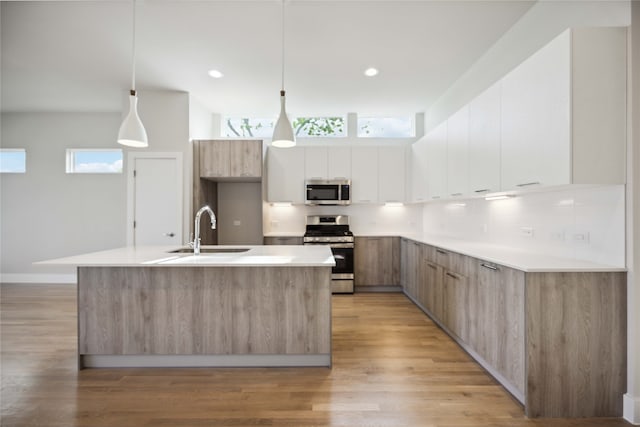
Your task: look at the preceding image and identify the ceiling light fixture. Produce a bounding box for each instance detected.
[271,0,295,148]
[208,69,224,79]
[117,0,148,148]
[364,67,379,77]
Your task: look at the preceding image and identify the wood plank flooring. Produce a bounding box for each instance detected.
[1,283,630,427]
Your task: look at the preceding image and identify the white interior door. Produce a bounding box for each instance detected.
[129,154,182,246]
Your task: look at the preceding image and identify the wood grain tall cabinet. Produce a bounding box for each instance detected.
[192,140,263,245]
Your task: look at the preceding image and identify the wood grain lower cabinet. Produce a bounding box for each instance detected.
[355,237,400,288]
[399,237,626,418]
[471,260,525,396]
[263,236,303,245]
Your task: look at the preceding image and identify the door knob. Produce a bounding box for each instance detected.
[164,232,175,237]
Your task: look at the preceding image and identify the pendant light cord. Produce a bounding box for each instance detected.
[281,0,285,92]
[131,0,137,92]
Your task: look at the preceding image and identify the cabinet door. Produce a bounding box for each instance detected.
[410,139,428,203]
[501,30,570,191]
[230,140,262,178]
[400,238,409,292]
[468,82,501,194]
[327,147,351,180]
[351,147,379,203]
[425,121,447,200]
[378,146,406,203]
[446,106,469,198]
[304,147,328,180]
[443,269,468,340]
[267,147,305,203]
[355,237,399,287]
[200,140,230,178]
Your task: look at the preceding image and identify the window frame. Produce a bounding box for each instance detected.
[0,148,27,174]
[65,148,124,174]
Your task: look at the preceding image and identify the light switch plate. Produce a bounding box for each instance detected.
[520,227,534,238]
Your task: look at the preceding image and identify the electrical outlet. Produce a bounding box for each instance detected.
[482,224,488,233]
[551,231,566,241]
[233,220,241,226]
[573,231,590,244]
[520,227,534,238]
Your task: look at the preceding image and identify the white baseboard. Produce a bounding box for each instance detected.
[0,273,77,284]
[624,394,640,425]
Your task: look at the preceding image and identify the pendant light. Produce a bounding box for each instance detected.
[271,0,295,148]
[118,0,148,148]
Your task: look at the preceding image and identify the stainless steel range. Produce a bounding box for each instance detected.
[303,215,354,294]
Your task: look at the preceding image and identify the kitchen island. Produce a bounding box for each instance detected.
[41,245,335,368]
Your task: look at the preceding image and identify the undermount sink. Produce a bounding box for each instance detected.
[169,247,250,254]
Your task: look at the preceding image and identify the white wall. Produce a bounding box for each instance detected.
[625,1,640,423]
[422,186,625,267]
[0,90,191,283]
[426,0,631,132]
[0,112,126,282]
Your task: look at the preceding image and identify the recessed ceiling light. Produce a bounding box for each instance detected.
[364,68,379,77]
[208,69,224,79]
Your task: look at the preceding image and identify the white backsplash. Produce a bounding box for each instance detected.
[264,186,625,267]
[264,203,423,236]
[423,185,625,266]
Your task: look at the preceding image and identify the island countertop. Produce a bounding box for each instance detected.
[39,245,335,268]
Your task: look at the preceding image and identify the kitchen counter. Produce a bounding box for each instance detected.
[39,245,335,268]
[354,233,624,273]
[44,245,334,369]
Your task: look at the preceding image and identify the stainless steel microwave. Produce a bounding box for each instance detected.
[305,179,351,205]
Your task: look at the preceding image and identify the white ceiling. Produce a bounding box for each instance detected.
[1,1,535,117]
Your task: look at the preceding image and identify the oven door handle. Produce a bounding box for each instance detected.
[328,243,355,249]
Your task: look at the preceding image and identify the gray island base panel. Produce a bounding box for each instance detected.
[77,266,332,368]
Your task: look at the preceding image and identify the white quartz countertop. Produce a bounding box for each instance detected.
[356,233,626,273]
[38,245,335,268]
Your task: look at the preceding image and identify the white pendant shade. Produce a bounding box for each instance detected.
[272,91,295,148]
[118,93,148,148]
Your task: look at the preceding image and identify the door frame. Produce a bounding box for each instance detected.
[126,152,184,246]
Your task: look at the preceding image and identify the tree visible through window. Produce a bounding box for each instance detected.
[224,117,345,138]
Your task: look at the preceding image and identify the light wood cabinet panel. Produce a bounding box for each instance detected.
[525,272,626,418]
[78,266,331,356]
[263,236,303,245]
[199,140,262,179]
[400,238,624,418]
[230,140,262,178]
[471,260,525,395]
[200,140,231,178]
[355,236,400,287]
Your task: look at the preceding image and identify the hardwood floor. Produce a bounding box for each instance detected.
[0,283,630,427]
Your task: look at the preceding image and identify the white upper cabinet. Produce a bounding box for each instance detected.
[267,147,305,203]
[351,147,379,203]
[501,30,571,191]
[378,146,406,203]
[446,106,469,198]
[304,147,351,180]
[426,121,448,200]
[410,138,428,203]
[304,147,328,180]
[327,147,351,180]
[468,81,501,195]
[501,27,626,191]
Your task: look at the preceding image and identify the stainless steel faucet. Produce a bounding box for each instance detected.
[193,205,216,255]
